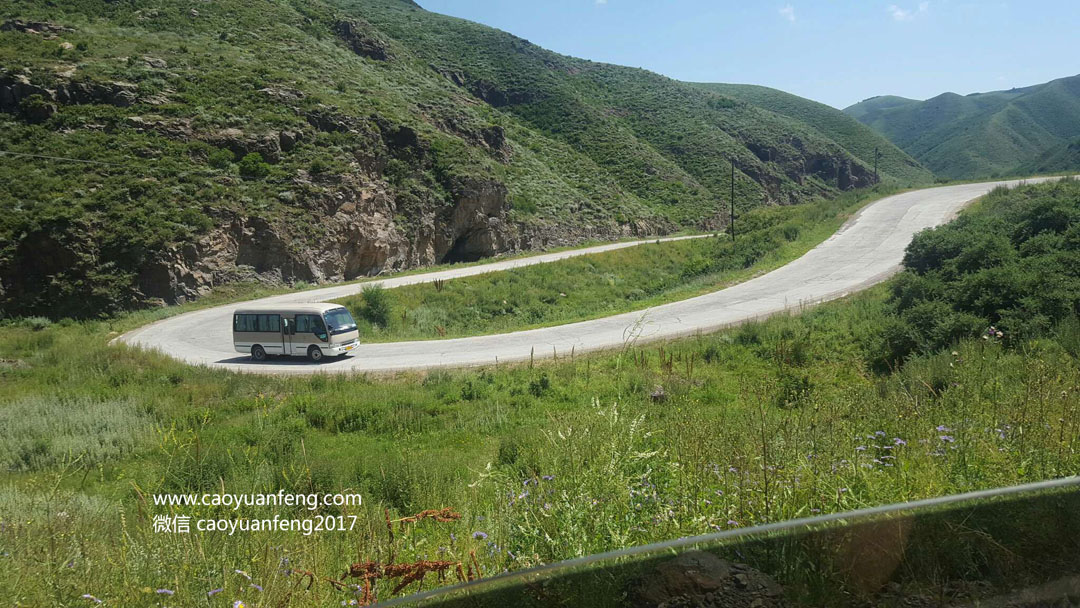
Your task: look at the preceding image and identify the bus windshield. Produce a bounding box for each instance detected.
[323,307,357,333]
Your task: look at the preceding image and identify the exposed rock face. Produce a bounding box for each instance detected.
[133,172,669,305]
[0,70,139,114]
[0,19,73,35]
[334,19,394,61]
[435,177,511,263]
[628,551,789,608]
[205,127,284,163]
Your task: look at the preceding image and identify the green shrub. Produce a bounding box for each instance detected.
[23,317,52,331]
[360,285,393,327]
[238,152,271,179]
[208,147,235,169]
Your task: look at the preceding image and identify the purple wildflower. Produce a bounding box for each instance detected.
[250,584,263,592]
[156,589,175,595]
[855,445,867,452]
[727,519,739,526]
[542,475,555,481]
[207,588,224,597]
[893,438,907,446]
[234,569,251,580]
[939,435,955,443]
[936,425,951,432]
[81,595,103,604]
[472,531,488,540]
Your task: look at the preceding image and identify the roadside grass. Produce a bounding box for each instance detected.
[0,181,1077,606]
[338,185,900,341]
[1,288,1078,606]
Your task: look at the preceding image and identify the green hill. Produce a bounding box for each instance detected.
[2,0,908,318]
[844,75,1080,179]
[1017,137,1080,175]
[691,83,933,184]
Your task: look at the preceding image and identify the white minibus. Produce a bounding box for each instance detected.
[232,303,359,362]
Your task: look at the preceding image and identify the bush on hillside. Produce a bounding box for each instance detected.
[881,179,1080,364]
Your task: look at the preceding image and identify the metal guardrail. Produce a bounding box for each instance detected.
[380,476,1080,607]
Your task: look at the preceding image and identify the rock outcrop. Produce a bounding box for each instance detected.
[132,172,669,305]
[0,70,140,116]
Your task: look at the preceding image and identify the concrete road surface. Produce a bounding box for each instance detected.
[116,178,1062,374]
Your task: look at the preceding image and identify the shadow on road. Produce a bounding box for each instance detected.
[213,355,353,367]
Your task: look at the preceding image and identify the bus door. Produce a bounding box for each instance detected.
[282,316,295,355]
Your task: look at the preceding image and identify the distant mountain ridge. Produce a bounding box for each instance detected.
[844,74,1080,179]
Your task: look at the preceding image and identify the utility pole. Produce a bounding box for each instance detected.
[873,146,882,183]
[730,158,736,246]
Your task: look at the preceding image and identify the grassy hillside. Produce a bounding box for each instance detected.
[691,83,933,185]
[1,0,907,320]
[1019,137,1080,175]
[0,180,1077,606]
[844,75,1080,179]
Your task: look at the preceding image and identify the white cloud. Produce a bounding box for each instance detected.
[888,2,929,21]
[778,4,796,22]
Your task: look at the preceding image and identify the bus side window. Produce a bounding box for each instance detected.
[234,314,257,332]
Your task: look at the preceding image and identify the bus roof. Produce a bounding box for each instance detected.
[233,302,347,315]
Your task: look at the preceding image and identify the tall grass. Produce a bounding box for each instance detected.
[0,396,154,472]
[1,286,1078,605]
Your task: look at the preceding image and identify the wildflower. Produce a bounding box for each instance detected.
[541,475,555,481]
[543,503,552,510]
[874,430,886,437]
[811,508,821,514]
[250,584,263,592]
[728,466,738,473]
[936,425,951,432]
[855,445,867,452]
[939,435,955,443]
[472,531,488,540]
[727,520,739,526]
[207,588,223,597]
[156,589,175,595]
[234,569,251,580]
[893,437,907,446]
[234,602,247,608]
[81,595,103,604]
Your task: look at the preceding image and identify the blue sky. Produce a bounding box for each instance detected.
[417,1,1080,109]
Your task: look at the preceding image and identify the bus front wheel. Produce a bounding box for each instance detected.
[307,345,324,362]
[251,345,267,361]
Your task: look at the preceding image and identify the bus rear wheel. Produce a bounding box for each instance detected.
[307,345,324,362]
[251,345,267,361]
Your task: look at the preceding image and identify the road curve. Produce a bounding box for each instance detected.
[117,178,1061,374]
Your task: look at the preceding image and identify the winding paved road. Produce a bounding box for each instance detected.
[117,178,1061,374]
